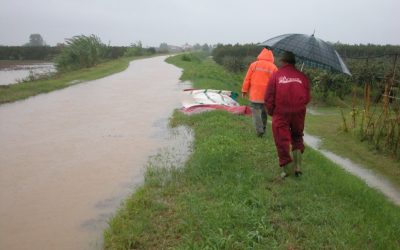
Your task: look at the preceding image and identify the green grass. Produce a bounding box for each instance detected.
[104,53,400,249]
[0,55,155,104]
[305,106,400,187]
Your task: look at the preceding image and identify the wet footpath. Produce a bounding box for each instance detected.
[304,133,400,206]
[0,56,188,249]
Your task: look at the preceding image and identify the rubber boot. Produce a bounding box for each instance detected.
[293,150,303,177]
[280,162,294,178]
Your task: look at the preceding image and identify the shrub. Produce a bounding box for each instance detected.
[0,46,61,60]
[181,53,202,63]
[103,46,128,59]
[221,56,245,72]
[124,43,156,57]
[55,35,106,72]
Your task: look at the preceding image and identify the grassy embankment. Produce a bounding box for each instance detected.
[104,54,400,249]
[0,55,155,104]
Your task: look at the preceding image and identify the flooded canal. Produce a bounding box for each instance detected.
[0,61,56,85]
[0,56,191,249]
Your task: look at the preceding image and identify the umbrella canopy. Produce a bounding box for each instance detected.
[260,33,351,75]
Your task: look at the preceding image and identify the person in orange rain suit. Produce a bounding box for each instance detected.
[242,48,277,137]
[265,51,311,178]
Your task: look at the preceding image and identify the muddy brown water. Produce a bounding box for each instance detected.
[0,56,193,249]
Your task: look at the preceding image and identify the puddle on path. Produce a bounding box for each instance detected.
[304,133,400,206]
[0,56,192,249]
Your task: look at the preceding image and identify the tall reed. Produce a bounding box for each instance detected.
[353,55,400,158]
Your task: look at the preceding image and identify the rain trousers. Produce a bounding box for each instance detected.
[265,64,311,166]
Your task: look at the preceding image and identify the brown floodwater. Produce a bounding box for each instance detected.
[0,56,192,249]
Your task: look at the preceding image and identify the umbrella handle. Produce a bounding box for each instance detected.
[301,62,305,72]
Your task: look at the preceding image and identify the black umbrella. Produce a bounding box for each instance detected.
[259,33,351,75]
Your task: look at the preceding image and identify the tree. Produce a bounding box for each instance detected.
[159,43,169,52]
[192,43,201,51]
[201,43,210,53]
[124,41,144,57]
[26,34,46,46]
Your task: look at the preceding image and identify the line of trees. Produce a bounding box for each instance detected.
[0,34,55,60]
[124,41,156,57]
[334,43,400,58]
[0,46,61,60]
[0,44,132,61]
[212,44,261,72]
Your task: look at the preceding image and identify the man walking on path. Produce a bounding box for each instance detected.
[265,51,311,177]
[242,48,277,137]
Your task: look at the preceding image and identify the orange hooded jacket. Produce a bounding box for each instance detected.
[242,48,277,103]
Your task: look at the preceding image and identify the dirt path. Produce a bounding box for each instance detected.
[0,56,188,249]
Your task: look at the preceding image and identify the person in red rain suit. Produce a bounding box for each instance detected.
[264,51,311,177]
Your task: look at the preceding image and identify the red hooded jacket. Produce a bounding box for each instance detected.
[265,64,311,115]
[242,49,277,103]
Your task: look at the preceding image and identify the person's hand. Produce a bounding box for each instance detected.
[241,92,247,98]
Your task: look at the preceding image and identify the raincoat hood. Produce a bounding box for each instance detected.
[257,48,274,63]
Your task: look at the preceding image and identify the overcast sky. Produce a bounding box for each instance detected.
[1,0,399,47]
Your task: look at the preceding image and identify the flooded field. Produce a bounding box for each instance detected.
[0,61,56,85]
[0,56,192,249]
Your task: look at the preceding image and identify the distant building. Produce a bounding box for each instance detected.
[167,45,184,53]
[157,43,183,53]
[182,43,193,51]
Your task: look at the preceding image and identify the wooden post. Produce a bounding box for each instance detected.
[363,58,371,118]
[383,54,398,117]
[383,83,389,117]
[364,82,371,117]
[352,86,357,128]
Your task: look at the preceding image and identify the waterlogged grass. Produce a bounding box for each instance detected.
[0,55,152,104]
[104,54,400,249]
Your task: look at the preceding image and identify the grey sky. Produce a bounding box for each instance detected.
[1,0,399,47]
